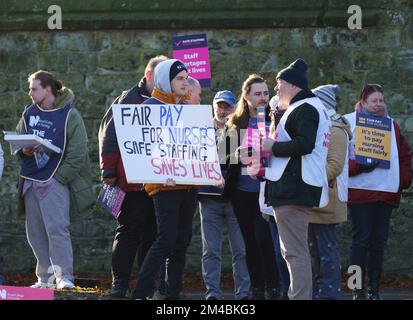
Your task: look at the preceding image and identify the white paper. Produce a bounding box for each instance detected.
[4,134,61,154]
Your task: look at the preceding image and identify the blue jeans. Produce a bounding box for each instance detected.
[199,196,250,299]
[308,223,342,300]
[349,202,392,274]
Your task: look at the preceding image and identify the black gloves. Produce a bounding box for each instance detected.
[358,160,380,173]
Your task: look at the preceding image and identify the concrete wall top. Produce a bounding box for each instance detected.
[0,0,386,31]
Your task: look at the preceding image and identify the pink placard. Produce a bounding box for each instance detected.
[0,285,54,300]
[172,33,211,87]
[173,47,211,80]
[241,124,271,173]
[241,127,261,151]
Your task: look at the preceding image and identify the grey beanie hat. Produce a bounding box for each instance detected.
[312,84,340,115]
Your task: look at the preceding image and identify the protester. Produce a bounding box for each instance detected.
[309,84,352,300]
[223,74,280,300]
[153,75,202,300]
[15,70,94,289]
[262,59,331,300]
[98,55,166,297]
[131,59,199,300]
[199,90,250,300]
[186,77,202,104]
[344,83,412,300]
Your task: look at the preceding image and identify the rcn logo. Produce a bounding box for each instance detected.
[29,115,40,127]
[0,289,6,299]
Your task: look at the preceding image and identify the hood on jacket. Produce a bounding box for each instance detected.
[332,115,353,140]
[54,87,75,109]
[154,59,186,94]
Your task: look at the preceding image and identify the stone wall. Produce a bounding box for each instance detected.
[0,0,412,276]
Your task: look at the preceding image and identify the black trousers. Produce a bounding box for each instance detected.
[231,190,279,290]
[349,202,392,273]
[132,189,198,299]
[111,190,157,287]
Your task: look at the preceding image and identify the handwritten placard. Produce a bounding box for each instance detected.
[112,104,222,185]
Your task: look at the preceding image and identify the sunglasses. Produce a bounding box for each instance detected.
[364,83,383,91]
[360,83,384,100]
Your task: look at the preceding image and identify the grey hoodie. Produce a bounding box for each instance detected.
[154,59,183,94]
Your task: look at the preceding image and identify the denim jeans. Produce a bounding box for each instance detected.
[308,223,342,300]
[199,196,250,299]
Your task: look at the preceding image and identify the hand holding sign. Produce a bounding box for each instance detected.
[358,159,380,173]
[262,138,275,153]
[22,146,36,156]
[112,104,222,185]
[164,178,177,186]
[355,113,391,169]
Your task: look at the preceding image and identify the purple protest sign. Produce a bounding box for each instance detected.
[97,185,125,218]
[172,33,211,88]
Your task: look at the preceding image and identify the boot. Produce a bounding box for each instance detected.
[352,289,367,300]
[279,292,289,300]
[110,278,129,298]
[367,268,383,300]
[110,282,129,298]
[250,287,266,300]
[352,269,367,300]
[265,287,280,300]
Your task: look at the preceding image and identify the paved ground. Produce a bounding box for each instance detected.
[187,289,413,300]
[3,273,412,300]
[47,287,413,300]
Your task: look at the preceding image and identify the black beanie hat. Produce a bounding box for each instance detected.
[169,60,188,82]
[276,58,308,89]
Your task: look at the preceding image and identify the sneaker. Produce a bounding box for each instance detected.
[30,281,56,289]
[206,296,219,300]
[56,278,75,290]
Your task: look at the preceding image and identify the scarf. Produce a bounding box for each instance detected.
[355,101,388,117]
[151,87,189,104]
